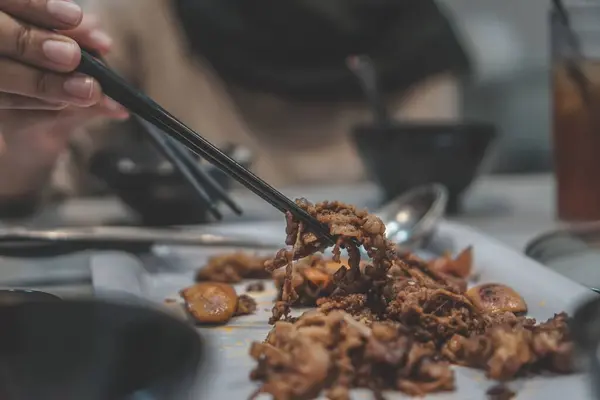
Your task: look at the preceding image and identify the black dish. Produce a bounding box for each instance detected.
[91,143,251,226]
[0,299,204,400]
[352,122,496,214]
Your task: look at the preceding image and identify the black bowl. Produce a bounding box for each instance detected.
[352,122,496,214]
[572,295,600,399]
[0,289,61,306]
[91,145,251,226]
[0,299,204,400]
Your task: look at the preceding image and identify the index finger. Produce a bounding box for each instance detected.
[0,0,83,30]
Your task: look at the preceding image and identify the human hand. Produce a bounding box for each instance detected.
[0,2,129,198]
[0,10,128,160]
[0,0,118,111]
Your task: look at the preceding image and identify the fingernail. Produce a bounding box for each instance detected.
[104,97,130,119]
[114,112,130,121]
[103,97,125,113]
[64,76,94,100]
[46,0,83,25]
[103,97,119,110]
[89,30,113,49]
[42,40,78,65]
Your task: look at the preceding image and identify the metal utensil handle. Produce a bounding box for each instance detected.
[0,227,282,258]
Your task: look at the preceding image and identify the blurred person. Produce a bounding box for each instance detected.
[0,0,470,216]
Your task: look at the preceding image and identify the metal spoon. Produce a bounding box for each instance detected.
[377,183,448,248]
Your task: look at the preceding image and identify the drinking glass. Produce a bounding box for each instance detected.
[552,3,600,221]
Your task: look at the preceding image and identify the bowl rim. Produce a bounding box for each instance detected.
[352,120,497,135]
[572,294,600,350]
[0,289,62,302]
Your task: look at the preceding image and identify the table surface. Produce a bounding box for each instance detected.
[0,173,562,296]
[38,173,560,248]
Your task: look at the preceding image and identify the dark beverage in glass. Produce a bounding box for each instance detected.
[552,4,600,221]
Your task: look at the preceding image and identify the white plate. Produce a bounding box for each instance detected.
[91,220,595,400]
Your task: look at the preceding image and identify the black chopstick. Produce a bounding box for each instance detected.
[76,50,336,244]
[135,117,242,215]
[146,106,336,243]
[83,51,242,220]
[132,116,222,220]
[166,139,243,215]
